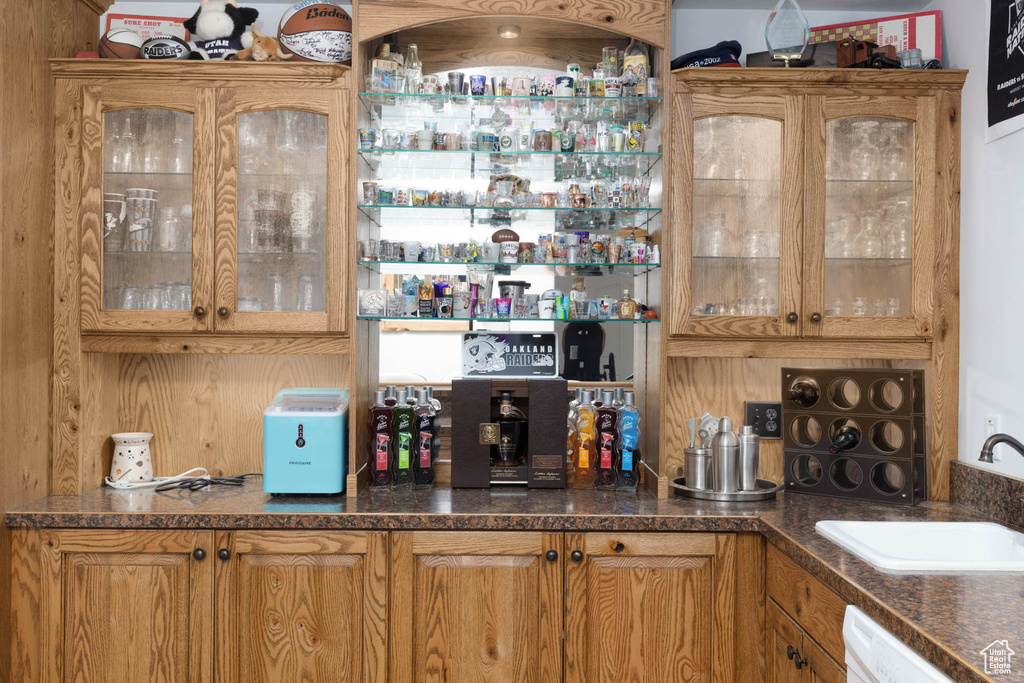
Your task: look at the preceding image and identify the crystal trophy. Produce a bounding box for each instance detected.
[765,0,811,67]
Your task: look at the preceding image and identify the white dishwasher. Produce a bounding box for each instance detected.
[844,606,954,683]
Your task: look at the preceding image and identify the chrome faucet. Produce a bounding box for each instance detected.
[978,433,1024,463]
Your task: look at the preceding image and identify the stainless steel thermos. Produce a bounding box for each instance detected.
[684,446,712,490]
[711,417,740,493]
[738,425,760,491]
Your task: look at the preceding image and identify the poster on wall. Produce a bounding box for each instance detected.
[106,14,189,42]
[988,0,1024,141]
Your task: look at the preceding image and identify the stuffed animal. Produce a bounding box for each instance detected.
[236,27,291,62]
[183,0,259,60]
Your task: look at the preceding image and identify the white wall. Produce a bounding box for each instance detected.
[918,0,1024,479]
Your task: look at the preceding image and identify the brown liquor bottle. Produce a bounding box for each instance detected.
[573,390,597,487]
[368,390,393,488]
[595,389,618,490]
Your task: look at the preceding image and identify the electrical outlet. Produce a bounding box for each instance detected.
[745,401,782,439]
[984,414,1002,460]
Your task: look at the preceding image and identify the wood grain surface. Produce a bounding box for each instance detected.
[766,599,804,683]
[217,530,387,682]
[357,0,670,46]
[50,59,350,85]
[390,531,562,682]
[565,532,735,682]
[3,4,100,676]
[767,544,848,666]
[115,353,350,477]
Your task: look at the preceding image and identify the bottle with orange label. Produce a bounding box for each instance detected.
[573,390,597,487]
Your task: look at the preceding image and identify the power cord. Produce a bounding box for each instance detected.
[155,472,261,492]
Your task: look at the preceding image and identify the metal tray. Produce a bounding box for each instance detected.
[670,477,783,502]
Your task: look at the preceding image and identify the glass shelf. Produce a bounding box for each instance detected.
[358,205,661,233]
[359,92,663,103]
[360,148,660,156]
[105,250,324,257]
[358,315,660,323]
[359,260,661,276]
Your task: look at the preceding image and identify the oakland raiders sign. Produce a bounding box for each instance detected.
[988,0,1024,140]
[461,333,558,377]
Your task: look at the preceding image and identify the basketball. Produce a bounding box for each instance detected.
[278,0,352,64]
[141,35,192,60]
[98,28,144,59]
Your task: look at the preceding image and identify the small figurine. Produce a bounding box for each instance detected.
[183,0,259,60]
[236,28,291,62]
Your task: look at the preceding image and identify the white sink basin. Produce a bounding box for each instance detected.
[815,520,1024,573]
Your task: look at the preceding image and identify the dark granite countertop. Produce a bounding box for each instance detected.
[7,483,1023,683]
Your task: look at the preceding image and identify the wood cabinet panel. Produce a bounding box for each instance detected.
[565,532,735,683]
[390,531,562,682]
[39,530,214,682]
[766,544,847,665]
[216,531,387,683]
[802,634,847,683]
[767,600,804,683]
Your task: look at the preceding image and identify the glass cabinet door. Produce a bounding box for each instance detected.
[80,88,214,332]
[671,95,803,336]
[804,98,933,338]
[214,89,346,333]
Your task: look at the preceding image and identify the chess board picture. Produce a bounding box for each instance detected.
[811,10,942,62]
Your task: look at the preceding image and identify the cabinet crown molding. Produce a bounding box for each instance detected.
[49,59,350,85]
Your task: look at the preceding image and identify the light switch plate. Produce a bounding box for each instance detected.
[745,401,782,439]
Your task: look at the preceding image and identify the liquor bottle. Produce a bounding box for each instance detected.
[404,43,422,93]
[368,390,394,488]
[786,377,820,408]
[613,387,625,408]
[616,391,641,491]
[623,38,650,96]
[384,385,397,407]
[829,425,861,454]
[413,390,435,487]
[567,387,583,465]
[492,391,528,466]
[370,42,399,93]
[574,390,597,487]
[617,289,637,319]
[425,386,443,456]
[392,389,415,487]
[570,277,588,319]
[595,389,619,490]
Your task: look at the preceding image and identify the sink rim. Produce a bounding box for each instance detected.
[815,520,1024,574]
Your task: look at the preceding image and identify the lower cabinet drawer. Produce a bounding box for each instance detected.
[767,543,849,665]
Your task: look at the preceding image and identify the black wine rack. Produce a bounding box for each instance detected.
[781,367,926,506]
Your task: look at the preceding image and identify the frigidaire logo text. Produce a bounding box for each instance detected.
[288,460,312,466]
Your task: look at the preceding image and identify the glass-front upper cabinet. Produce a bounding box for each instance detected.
[214,89,347,333]
[671,94,804,336]
[803,97,934,338]
[81,88,215,332]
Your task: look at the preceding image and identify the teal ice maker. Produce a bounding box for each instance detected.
[263,388,349,494]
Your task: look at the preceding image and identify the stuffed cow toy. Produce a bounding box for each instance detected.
[184,0,259,60]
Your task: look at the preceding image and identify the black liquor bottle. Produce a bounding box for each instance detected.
[492,391,527,466]
[594,389,618,490]
[829,425,861,453]
[368,390,393,488]
[413,389,436,487]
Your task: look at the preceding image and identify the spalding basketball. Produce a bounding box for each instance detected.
[142,35,192,60]
[98,28,144,59]
[278,0,352,64]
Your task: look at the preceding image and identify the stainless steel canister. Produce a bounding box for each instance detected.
[711,416,740,493]
[684,447,713,491]
[738,425,760,491]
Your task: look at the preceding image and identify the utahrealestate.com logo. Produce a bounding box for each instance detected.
[981,639,1015,676]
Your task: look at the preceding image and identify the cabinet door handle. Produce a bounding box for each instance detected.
[193,306,207,318]
[787,312,799,323]
[810,312,822,323]
[545,549,558,562]
[570,549,583,563]
[613,541,625,553]
[787,646,807,669]
[192,548,206,561]
[217,306,230,319]
[218,548,231,561]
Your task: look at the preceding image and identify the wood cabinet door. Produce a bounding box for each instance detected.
[671,89,805,337]
[802,635,846,683]
[80,85,216,333]
[215,530,387,682]
[564,532,736,683]
[39,529,214,682]
[767,600,805,683]
[389,531,563,682]
[213,87,349,334]
[803,95,936,338]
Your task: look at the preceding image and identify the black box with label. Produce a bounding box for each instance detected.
[451,378,568,488]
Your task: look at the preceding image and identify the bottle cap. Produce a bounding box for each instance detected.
[602,389,615,404]
[719,416,733,432]
[575,387,584,401]
[426,386,434,399]
[374,390,386,405]
[500,390,513,401]
[385,385,397,399]
[623,391,635,406]
[581,390,595,403]
[740,425,755,435]
[405,385,416,398]
[417,389,429,405]
[396,389,408,404]
[614,387,624,401]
